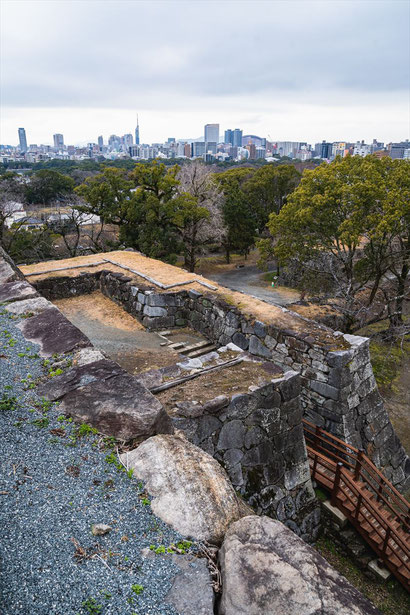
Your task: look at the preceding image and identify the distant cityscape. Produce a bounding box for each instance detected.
[3,120,410,164]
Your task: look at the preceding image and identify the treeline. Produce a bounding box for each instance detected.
[1,155,408,338]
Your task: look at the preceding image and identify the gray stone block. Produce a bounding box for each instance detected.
[249,335,271,358]
[232,331,249,350]
[217,420,246,450]
[310,380,339,400]
[143,305,168,317]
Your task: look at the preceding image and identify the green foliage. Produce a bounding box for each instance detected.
[77,423,98,437]
[262,156,410,332]
[25,169,75,204]
[81,597,102,615]
[31,416,49,429]
[370,338,409,390]
[243,163,300,229]
[131,584,144,595]
[4,227,56,265]
[215,169,257,262]
[0,394,18,411]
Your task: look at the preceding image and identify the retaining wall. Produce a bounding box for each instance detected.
[33,268,410,492]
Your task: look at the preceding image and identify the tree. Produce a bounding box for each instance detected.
[215,169,257,263]
[75,166,133,226]
[243,164,300,230]
[25,170,75,205]
[176,161,225,271]
[0,172,26,241]
[261,155,410,334]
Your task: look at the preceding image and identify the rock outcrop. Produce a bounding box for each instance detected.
[121,434,245,544]
[41,359,173,441]
[0,280,37,303]
[219,516,381,615]
[17,307,91,356]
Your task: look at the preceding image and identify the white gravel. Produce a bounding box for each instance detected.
[0,309,194,615]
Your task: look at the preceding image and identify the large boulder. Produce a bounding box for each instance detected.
[17,307,91,356]
[0,280,37,303]
[0,259,18,284]
[121,434,245,544]
[5,296,53,316]
[219,516,381,615]
[142,550,214,615]
[41,359,173,441]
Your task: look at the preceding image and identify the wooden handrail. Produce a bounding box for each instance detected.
[307,444,410,577]
[303,420,409,519]
[303,418,360,454]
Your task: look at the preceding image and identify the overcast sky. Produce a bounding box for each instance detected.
[1,0,409,146]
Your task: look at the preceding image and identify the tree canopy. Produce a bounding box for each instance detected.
[261,155,410,334]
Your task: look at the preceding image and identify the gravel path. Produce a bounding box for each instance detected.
[211,265,300,307]
[0,309,193,615]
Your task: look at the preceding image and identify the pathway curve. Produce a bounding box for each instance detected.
[210,265,300,307]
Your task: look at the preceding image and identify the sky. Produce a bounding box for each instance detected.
[1,0,409,146]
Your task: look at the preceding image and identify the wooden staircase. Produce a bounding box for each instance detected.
[303,419,410,591]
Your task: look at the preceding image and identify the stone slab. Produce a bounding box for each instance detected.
[0,280,37,303]
[368,559,391,581]
[17,307,91,357]
[5,296,53,316]
[323,499,348,528]
[41,359,173,441]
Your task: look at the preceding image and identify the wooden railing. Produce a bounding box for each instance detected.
[303,419,410,590]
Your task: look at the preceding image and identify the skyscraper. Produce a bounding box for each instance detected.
[204,124,219,145]
[18,128,27,153]
[224,128,242,147]
[53,133,64,148]
[135,115,140,145]
[98,135,104,149]
[233,129,243,147]
[224,129,234,145]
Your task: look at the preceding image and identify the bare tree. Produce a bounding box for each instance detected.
[177,161,225,271]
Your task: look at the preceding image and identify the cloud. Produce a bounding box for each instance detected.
[1,0,409,143]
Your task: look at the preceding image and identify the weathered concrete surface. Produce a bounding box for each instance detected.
[219,516,381,615]
[5,296,53,316]
[0,280,37,303]
[41,359,173,441]
[121,434,245,544]
[17,307,91,356]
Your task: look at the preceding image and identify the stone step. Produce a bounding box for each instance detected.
[185,345,217,358]
[169,342,186,350]
[179,340,213,354]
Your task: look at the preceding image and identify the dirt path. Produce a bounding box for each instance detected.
[211,265,300,307]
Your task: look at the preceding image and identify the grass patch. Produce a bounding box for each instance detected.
[316,536,410,615]
[369,339,409,392]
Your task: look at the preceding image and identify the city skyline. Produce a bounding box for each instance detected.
[1,1,409,145]
[3,118,409,150]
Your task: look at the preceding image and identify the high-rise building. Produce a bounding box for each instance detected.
[98,136,104,149]
[53,133,64,148]
[135,115,140,145]
[122,134,133,147]
[184,143,191,157]
[18,128,27,153]
[233,129,243,147]
[204,124,219,145]
[314,141,332,159]
[224,129,234,145]
[192,142,206,157]
[206,141,217,155]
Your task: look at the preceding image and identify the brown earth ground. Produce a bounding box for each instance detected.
[20,251,347,350]
[53,291,203,374]
[157,359,283,410]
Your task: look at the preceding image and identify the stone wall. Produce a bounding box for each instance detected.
[139,362,319,542]
[31,267,410,492]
